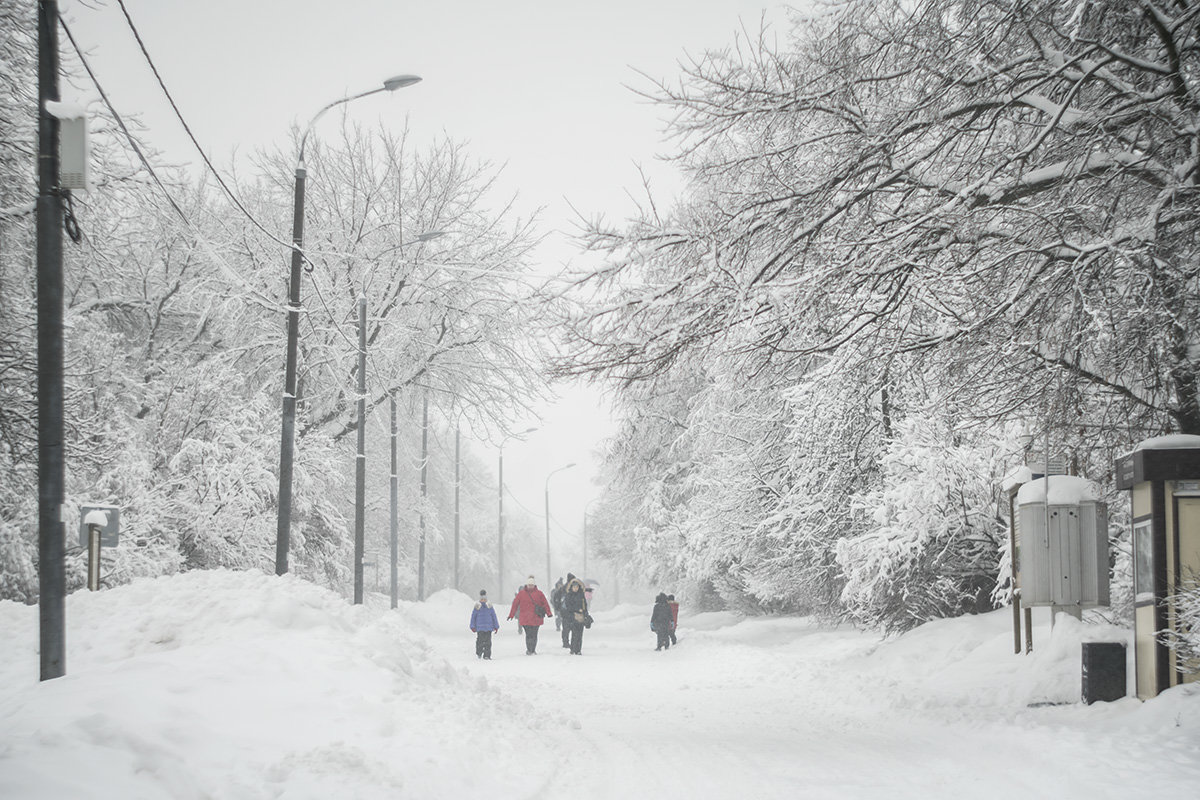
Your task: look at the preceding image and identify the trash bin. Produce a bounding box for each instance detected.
[1082,642,1126,704]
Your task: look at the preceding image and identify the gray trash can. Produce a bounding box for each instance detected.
[1082,642,1126,704]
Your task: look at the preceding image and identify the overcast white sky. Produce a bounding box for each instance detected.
[61,0,793,570]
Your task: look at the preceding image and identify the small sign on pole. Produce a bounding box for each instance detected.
[78,505,119,547]
[78,505,119,592]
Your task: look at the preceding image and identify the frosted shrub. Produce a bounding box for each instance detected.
[1164,576,1200,675]
[838,416,1006,633]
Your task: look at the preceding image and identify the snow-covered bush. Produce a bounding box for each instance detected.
[1164,575,1200,674]
[838,415,1007,633]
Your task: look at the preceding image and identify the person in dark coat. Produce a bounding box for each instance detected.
[508,575,553,655]
[667,594,679,646]
[651,593,673,651]
[561,576,589,655]
[550,577,566,632]
[470,589,500,659]
[558,572,577,647]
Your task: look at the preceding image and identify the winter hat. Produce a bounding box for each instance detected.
[526,575,536,586]
[656,592,668,603]
[479,589,487,597]
[567,572,576,581]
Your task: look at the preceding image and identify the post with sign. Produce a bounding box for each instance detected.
[78,505,119,591]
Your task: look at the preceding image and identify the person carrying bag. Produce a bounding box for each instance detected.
[561,575,590,655]
[507,575,553,655]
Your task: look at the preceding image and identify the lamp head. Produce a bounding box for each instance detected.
[383,75,422,91]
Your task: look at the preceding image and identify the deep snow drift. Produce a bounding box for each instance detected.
[1,570,1197,799]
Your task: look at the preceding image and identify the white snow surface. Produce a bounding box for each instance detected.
[1133,433,1200,451]
[1016,474,1102,506]
[1,569,1198,799]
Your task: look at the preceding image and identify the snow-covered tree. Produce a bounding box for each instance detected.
[554,0,1186,627]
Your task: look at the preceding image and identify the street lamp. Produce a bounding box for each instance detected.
[275,75,421,576]
[384,231,446,606]
[582,497,600,577]
[498,427,537,595]
[544,463,577,584]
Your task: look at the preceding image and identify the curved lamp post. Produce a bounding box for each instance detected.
[276,75,421,576]
[544,463,577,585]
[498,427,537,595]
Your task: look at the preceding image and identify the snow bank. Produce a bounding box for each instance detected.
[3,571,1198,799]
[0,570,565,800]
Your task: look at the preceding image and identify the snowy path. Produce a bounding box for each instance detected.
[2,573,1198,800]
[439,605,1200,800]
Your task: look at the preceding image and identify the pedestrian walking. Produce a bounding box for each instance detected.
[667,593,679,646]
[559,572,577,648]
[470,589,499,660]
[561,575,590,655]
[551,577,566,633]
[508,575,553,655]
[651,592,673,651]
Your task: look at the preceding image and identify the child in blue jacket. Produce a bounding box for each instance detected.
[470,589,500,659]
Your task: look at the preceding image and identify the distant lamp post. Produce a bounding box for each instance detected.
[384,230,445,608]
[498,427,537,594]
[544,463,577,584]
[582,497,600,577]
[275,75,421,577]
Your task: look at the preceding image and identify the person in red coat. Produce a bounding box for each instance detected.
[508,575,553,655]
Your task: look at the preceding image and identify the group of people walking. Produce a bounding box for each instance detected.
[468,575,680,658]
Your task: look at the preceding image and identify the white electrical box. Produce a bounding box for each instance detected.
[1016,476,1109,607]
[45,100,90,191]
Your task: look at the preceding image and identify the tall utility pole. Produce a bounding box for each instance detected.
[275,76,422,577]
[389,395,399,609]
[544,463,576,586]
[418,390,429,600]
[353,295,367,604]
[454,424,461,592]
[37,0,66,682]
[497,427,535,598]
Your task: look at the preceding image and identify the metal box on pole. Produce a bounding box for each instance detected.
[1016,476,1109,608]
[44,100,88,191]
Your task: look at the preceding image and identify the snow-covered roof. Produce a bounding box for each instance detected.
[1016,475,1102,506]
[1133,434,1200,452]
[1001,465,1034,493]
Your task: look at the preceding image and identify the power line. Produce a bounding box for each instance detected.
[111,0,293,253]
[59,16,277,307]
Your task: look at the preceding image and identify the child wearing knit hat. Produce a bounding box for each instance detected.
[470,589,500,660]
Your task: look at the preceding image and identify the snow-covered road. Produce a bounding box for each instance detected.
[448,603,1200,800]
[2,571,1197,799]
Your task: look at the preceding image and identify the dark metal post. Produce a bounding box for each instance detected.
[276,163,306,576]
[37,0,66,682]
[353,295,366,603]
[454,424,461,591]
[87,525,101,591]
[498,446,506,596]
[389,394,399,608]
[544,463,575,586]
[418,390,428,600]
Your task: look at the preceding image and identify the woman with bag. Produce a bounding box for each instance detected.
[508,575,553,655]
[561,575,590,655]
